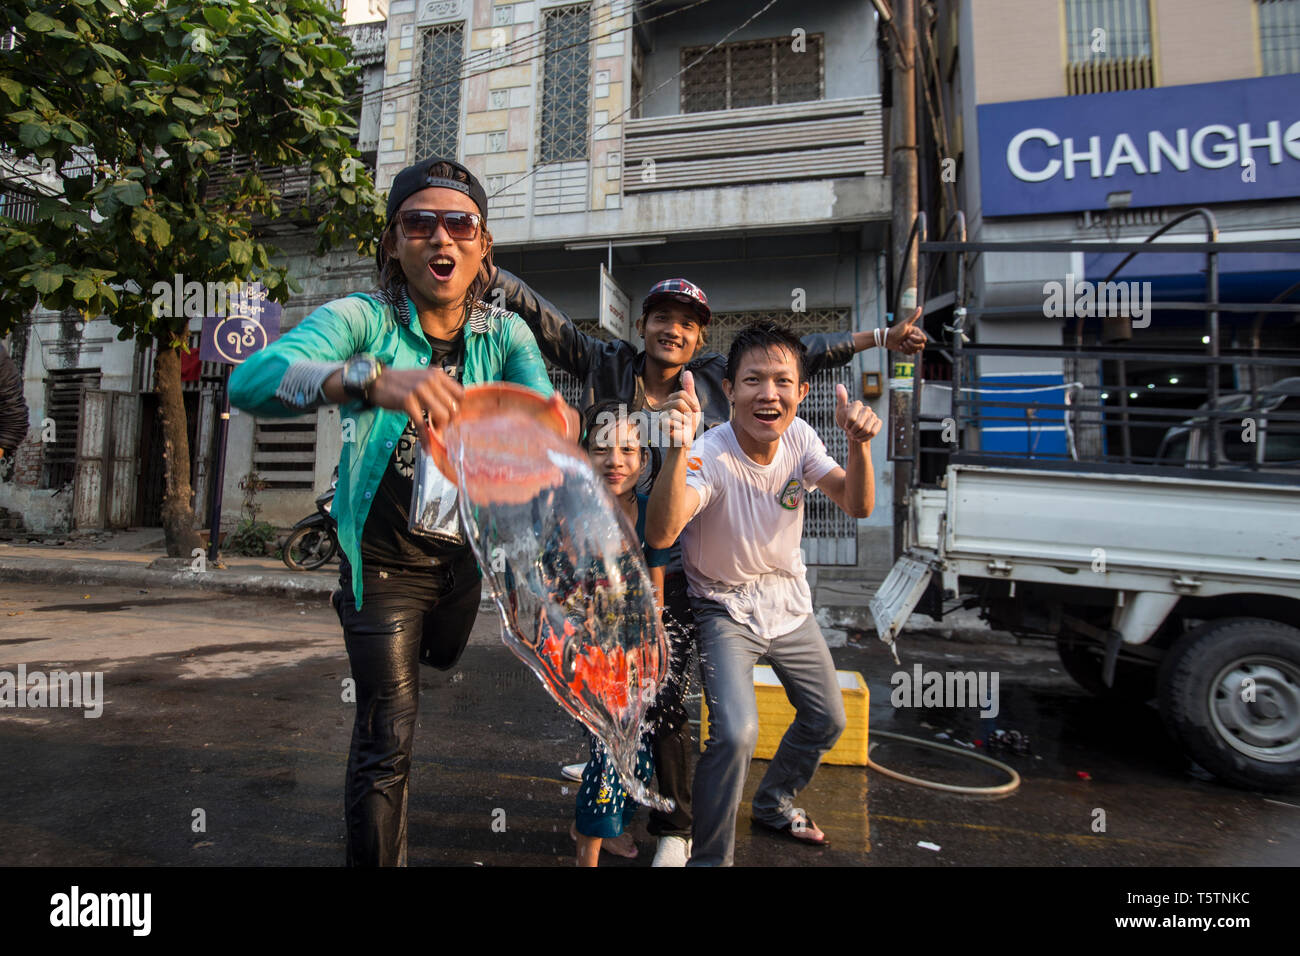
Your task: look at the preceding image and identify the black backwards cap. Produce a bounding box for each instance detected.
[377,157,489,273]
[385,157,489,223]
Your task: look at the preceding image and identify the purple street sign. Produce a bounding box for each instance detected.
[199,285,282,365]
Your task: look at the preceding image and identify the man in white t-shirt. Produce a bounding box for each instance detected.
[646,322,882,866]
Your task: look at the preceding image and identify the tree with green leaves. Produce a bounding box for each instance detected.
[0,0,384,554]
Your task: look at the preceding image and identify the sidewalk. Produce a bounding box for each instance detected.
[0,527,338,601]
[0,528,1012,645]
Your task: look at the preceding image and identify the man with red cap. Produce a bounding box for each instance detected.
[490,268,924,864]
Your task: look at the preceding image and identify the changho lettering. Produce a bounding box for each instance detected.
[1006,120,1300,184]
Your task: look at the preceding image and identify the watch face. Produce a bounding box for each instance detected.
[345,357,378,396]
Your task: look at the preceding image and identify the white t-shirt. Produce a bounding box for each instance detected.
[680,418,839,640]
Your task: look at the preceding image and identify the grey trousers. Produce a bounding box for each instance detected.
[688,598,846,867]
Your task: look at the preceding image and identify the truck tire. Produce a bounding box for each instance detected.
[1157,617,1300,791]
[1056,636,1158,703]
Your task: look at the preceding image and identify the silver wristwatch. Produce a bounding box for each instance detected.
[342,354,384,406]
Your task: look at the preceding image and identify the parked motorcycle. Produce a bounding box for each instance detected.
[282,470,338,571]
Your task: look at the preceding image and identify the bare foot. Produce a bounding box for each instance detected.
[789,815,827,844]
[603,831,638,858]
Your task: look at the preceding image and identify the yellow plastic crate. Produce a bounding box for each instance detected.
[700,666,870,767]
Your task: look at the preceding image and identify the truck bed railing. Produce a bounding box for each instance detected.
[897,209,1300,484]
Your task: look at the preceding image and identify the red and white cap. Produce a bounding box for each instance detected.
[642,278,711,324]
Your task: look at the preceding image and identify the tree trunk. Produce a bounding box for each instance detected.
[154,343,201,557]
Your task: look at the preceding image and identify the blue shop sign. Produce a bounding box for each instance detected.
[978,75,1300,216]
[199,284,282,365]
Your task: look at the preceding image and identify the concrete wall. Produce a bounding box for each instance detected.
[1153,0,1260,86]
[968,0,1065,105]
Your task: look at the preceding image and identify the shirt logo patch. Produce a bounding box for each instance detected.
[778,478,803,510]
[686,456,702,471]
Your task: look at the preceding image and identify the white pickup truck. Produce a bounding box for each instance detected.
[872,461,1300,790]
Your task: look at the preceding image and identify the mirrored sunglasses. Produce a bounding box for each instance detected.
[397,209,482,241]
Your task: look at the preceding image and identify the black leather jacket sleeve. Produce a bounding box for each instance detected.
[490,267,859,411]
[802,331,857,375]
[492,267,635,379]
[0,344,30,457]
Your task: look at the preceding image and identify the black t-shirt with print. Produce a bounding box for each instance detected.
[359,335,465,567]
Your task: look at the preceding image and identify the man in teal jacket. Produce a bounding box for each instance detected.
[229,157,573,866]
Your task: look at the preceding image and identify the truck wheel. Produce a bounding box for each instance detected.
[1158,617,1300,791]
[1056,636,1158,703]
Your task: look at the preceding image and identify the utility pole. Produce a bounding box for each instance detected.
[885,0,919,559]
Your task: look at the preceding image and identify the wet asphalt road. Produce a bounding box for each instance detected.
[1,583,1298,867]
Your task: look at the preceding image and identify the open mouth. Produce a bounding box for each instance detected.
[754,408,781,424]
[658,338,682,351]
[429,256,456,281]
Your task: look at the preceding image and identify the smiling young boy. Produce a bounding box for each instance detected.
[646,322,882,867]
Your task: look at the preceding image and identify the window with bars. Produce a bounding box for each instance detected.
[42,368,100,490]
[540,5,591,164]
[254,420,318,490]
[1064,0,1153,93]
[415,22,465,161]
[1259,0,1300,75]
[681,35,824,114]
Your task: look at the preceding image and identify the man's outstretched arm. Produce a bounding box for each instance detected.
[489,267,621,379]
[803,306,927,375]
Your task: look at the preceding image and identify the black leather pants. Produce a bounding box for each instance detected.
[332,550,481,866]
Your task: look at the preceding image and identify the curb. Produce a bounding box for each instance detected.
[0,557,338,601]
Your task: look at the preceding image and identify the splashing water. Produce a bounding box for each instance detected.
[438,388,674,812]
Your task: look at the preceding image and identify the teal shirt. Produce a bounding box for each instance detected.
[228,291,554,609]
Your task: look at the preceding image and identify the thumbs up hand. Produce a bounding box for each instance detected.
[835,382,882,444]
[662,369,702,450]
[885,306,928,355]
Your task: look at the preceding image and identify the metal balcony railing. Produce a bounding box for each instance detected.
[622,95,883,193]
[1066,57,1154,95]
[203,150,312,205]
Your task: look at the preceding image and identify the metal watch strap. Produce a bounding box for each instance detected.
[343,354,384,407]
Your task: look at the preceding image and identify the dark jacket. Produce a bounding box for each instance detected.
[491,268,857,428]
[0,344,30,458]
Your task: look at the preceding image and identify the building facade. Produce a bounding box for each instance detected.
[4,0,902,632]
